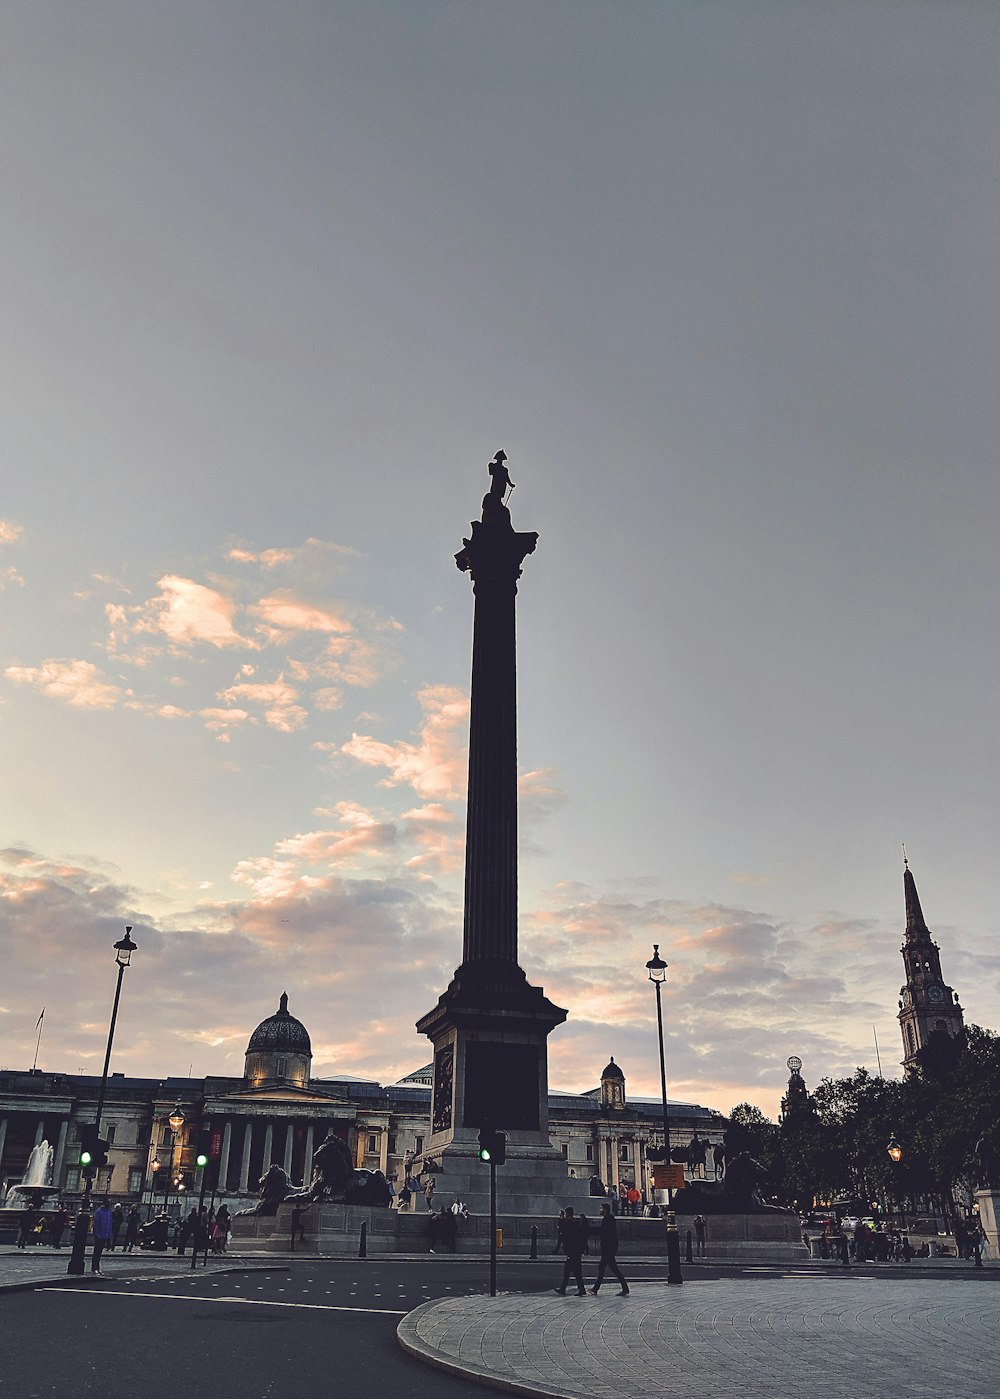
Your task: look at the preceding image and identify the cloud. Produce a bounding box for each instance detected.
[340,684,468,799]
[252,594,353,639]
[0,566,24,590]
[137,575,248,650]
[5,658,121,709]
[0,520,23,544]
[217,676,308,733]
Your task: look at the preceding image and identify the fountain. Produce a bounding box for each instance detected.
[3,1140,58,1210]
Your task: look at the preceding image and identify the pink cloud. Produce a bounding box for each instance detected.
[341,684,468,799]
[217,676,308,733]
[0,520,23,544]
[5,658,121,709]
[144,575,247,648]
[253,594,353,639]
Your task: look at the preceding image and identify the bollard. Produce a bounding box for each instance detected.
[530,1225,538,1260]
[358,1221,367,1258]
[665,1210,683,1285]
[685,1229,693,1263]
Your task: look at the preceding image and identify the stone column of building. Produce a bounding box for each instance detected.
[378,1129,388,1175]
[283,1123,294,1177]
[303,1124,315,1186]
[263,1122,273,1170]
[609,1137,620,1191]
[218,1120,232,1192]
[33,1119,44,1147]
[416,456,588,1215]
[53,1119,69,1187]
[0,1116,7,1173]
[239,1121,253,1192]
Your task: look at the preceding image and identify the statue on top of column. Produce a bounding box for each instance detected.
[481,449,514,526]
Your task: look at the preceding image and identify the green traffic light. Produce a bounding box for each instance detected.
[196,1153,208,1167]
[80,1150,92,1165]
[479,1147,491,1162]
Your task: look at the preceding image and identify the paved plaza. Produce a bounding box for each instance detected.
[399,1276,1000,1399]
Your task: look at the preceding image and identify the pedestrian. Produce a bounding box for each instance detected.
[553,1206,588,1296]
[92,1197,114,1274]
[178,1207,198,1255]
[51,1203,70,1249]
[16,1207,35,1249]
[627,1186,641,1217]
[423,1174,436,1211]
[694,1214,707,1257]
[110,1201,125,1251]
[591,1202,629,1295]
[554,1208,567,1253]
[124,1204,141,1253]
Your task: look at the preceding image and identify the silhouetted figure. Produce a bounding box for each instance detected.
[590,1203,629,1295]
[554,1206,588,1296]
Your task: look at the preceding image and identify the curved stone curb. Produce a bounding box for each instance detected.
[398,1280,1000,1399]
[398,1298,575,1399]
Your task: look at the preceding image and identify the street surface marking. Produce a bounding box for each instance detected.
[38,1287,406,1315]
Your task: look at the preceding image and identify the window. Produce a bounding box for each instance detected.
[367,1133,378,1155]
[65,1167,80,1191]
[906,1024,916,1056]
[277,1058,287,1077]
[128,1168,143,1193]
[105,1124,116,1144]
[415,1136,424,1153]
[561,1143,568,1159]
[585,1144,594,1162]
[388,1135,397,1155]
[619,1144,630,1162]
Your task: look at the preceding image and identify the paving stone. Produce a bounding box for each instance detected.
[398,1278,1000,1399]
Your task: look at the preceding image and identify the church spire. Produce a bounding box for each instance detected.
[903,860,929,942]
[897,853,965,1072]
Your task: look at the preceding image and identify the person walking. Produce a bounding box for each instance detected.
[16,1207,35,1248]
[591,1202,629,1295]
[124,1204,141,1253]
[110,1201,125,1251]
[554,1206,588,1296]
[423,1174,436,1211]
[694,1214,707,1257]
[92,1198,114,1274]
[51,1204,70,1249]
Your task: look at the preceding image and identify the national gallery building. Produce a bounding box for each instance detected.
[0,995,724,1210]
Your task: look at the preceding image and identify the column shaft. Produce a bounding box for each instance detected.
[53,1119,69,1188]
[282,1122,294,1177]
[239,1122,253,1192]
[263,1122,273,1169]
[218,1120,232,1193]
[303,1125,315,1188]
[463,575,519,965]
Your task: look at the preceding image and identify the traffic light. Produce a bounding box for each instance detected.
[477,1124,507,1166]
[78,1123,109,1168]
[195,1122,212,1169]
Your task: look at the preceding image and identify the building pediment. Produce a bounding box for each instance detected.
[205,1084,353,1112]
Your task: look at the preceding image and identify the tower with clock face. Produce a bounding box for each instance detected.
[897,857,965,1072]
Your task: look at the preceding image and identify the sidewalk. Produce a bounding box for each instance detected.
[398,1273,1000,1399]
[0,1246,284,1293]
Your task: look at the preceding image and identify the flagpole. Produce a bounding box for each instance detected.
[31,1008,45,1072]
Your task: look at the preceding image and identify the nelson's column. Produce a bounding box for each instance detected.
[416,453,588,1213]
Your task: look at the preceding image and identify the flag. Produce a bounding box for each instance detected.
[35,1007,45,1029]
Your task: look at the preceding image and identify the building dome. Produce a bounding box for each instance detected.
[247,992,312,1055]
[244,993,312,1088]
[600,1056,626,1110]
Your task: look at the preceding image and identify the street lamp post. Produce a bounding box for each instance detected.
[67,926,138,1275]
[646,944,682,1285]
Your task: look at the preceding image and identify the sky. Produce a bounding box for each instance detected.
[1,2,997,1119]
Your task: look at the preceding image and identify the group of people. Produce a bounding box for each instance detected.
[13,1198,233,1269]
[555,1204,630,1296]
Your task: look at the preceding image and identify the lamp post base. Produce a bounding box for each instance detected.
[66,1208,90,1275]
